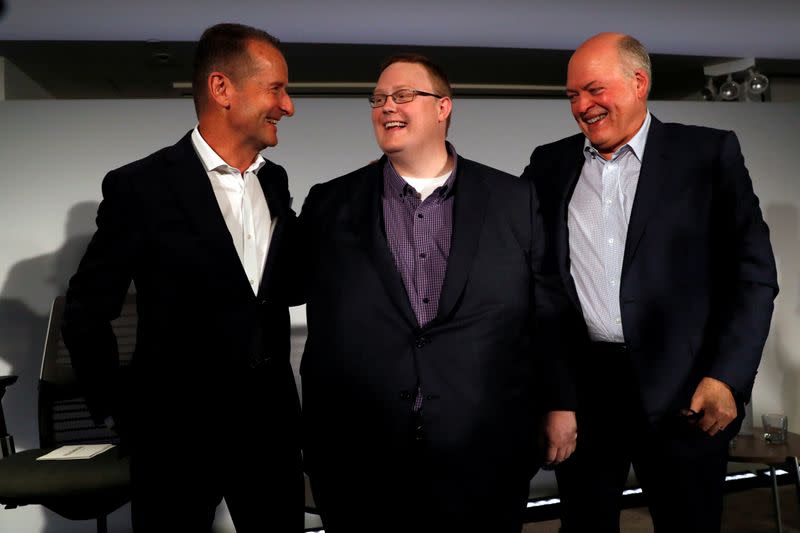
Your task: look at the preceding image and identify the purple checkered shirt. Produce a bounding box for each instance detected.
[382,142,457,327]
[382,143,458,412]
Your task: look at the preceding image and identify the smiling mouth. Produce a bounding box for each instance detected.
[584,113,607,125]
[384,121,407,130]
[267,118,278,125]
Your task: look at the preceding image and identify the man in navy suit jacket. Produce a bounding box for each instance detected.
[299,54,576,533]
[522,33,778,532]
[62,24,303,532]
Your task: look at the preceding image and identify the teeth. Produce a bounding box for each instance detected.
[385,121,407,129]
[267,119,278,125]
[585,114,607,124]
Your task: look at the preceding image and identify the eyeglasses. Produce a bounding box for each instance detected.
[368,88,443,108]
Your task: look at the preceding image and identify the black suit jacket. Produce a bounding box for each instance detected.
[298,155,569,518]
[522,116,778,420]
[62,132,300,445]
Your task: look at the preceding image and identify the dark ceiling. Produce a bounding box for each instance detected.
[3,40,799,101]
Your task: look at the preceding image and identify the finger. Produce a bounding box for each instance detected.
[545,446,557,464]
[556,448,567,464]
[707,419,726,436]
[699,414,716,433]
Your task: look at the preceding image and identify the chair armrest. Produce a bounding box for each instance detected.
[0,375,18,457]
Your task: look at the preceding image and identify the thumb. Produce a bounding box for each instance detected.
[689,389,705,414]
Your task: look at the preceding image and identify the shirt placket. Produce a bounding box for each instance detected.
[241,171,259,294]
[600,155,626,338]
[413,196,439,327]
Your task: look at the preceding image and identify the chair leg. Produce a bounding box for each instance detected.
[96,514,108,533]
[786,456,800,508]
[769,466,783,533]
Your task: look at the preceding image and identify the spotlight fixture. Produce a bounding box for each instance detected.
[701,58,770,102]
[701,77,716,101]
[746,69,770,95]
[719,74,740,101]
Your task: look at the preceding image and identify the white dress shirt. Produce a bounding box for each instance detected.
[191,126,273,295]
[568,112,651,342]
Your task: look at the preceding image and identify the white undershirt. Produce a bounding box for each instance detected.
[402,172,450,200]
[190,126,273,295]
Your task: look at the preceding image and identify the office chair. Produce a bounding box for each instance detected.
[0,293,136,533]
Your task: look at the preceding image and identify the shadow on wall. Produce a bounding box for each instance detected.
[766,204,800,431]
[0,202,98,531]
[0,201,98,450]
[0,202,104,533]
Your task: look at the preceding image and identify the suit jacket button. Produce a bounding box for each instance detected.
[399,390,411,400]
[415,336,429,349]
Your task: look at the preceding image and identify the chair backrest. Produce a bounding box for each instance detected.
[38,293,137,448]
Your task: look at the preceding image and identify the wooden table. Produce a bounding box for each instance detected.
[728,430,800,533]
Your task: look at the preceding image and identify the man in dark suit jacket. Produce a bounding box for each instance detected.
[61,24,303,532]
[298,53,576,533]
[522,33,778,532]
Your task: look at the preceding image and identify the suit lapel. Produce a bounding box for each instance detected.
[353,160,418,328]
[164,133,253,296]
[435,160,488,323]
[558,139,586,313]
[622,117,670,279]
[256,164,291,298]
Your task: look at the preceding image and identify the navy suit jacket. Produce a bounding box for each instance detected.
[62,132,300,445]
[522,116,778,420]
[298,155,569,510]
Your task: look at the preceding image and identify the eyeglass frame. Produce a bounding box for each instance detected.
[368,88,444,108]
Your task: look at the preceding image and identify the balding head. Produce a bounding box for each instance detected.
[565,32,651,159]
[570,32,652,96]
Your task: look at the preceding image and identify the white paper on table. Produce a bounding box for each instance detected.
[36,444,115,460]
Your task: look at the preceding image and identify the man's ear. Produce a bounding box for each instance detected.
[208,72,232,109]
[634,69,650,100]
[437,96,453,124]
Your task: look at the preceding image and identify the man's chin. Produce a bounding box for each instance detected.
[376,141,404,155]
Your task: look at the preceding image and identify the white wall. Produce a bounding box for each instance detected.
[0,98,798,531]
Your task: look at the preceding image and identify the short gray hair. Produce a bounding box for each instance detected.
[618,35,652,95]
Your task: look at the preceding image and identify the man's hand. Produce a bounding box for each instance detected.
[689,377,737,436]
[542,410,577,465]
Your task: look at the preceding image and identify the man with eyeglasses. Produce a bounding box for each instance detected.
[297,53,575,532]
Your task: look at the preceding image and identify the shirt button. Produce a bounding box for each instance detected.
[417,213,424,218]
[247,234,252,240]
[419,253,426,259]
[614,317,621,324]
[249,279,255,284]
[423,298,430,304]
[608,238,614,244]
[605,198,613,205]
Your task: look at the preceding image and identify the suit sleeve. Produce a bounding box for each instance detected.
[706,131,778,398]
[291,183,326,307]
[268,164,305,308]
[61,170,139,424]
[523,149,579,411]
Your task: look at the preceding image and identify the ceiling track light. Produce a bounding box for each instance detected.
[719,74,741,101]
[701,77,716,101]
[701,58,770,103]
[746,68,770,95]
